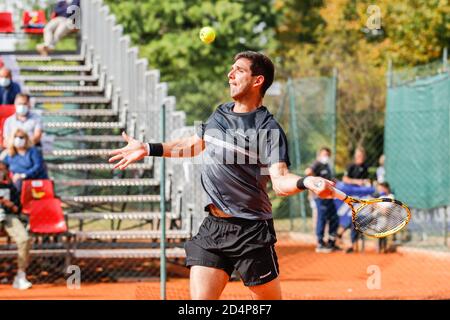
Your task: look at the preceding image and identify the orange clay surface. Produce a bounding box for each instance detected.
[1,239,449,300]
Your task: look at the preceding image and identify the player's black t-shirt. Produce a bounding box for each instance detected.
[196,102,290,220]
[309,161,333,180]
[345,163,369,179]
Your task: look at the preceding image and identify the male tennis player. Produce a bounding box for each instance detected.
[109,51,336,300]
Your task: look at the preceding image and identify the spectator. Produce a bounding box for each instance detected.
[305,147,340,253]
[0,68,21,105]
[3,129,48,193]
[36,0,81,56]
[341,147,371,253]
[376,154,385,184]
[342,147,371,186]
[0,161,32,290]
[3,94,43,148]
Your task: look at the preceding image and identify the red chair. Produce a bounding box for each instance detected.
[0,105,16,147]
[22,10,47,34]
[20,179,56,215]
[29,198,67,234]
[0,12,14,33]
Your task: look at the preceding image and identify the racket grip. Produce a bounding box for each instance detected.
[332,187,348,201]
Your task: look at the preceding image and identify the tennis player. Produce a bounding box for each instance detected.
[109,51,336,300]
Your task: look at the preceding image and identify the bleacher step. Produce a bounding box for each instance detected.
[34,96,111,104]
[21,74,99,82]
[41,109,117,117]
[15,54,85,62]
[44,121,123,129]
[20,64,92,72]
[45,149,112,157]
[56,178,159,187]
[46,162,153,171]
[61,194,160,203]
[0,249,68,258]
[27,85,103,93]
[67,212,177,220]
[72,248,185,259]
[73,230,190,240]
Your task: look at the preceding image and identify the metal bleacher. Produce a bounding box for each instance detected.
[0,0,206,269]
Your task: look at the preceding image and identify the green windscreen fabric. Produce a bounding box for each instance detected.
[385,73,450,209]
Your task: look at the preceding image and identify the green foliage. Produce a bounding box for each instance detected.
[105,0,277,124]
[104,0,449,166]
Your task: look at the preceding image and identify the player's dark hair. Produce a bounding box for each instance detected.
[234,51,274,97]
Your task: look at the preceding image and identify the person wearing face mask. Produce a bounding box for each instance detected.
[3,94,43,149]
[0,161,32,290]
[305,147,340,253]
[36,0,81,56]
[3,129,48,193]
[0,68,21,105]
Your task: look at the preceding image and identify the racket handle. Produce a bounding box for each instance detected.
[331,187,348,201]
[311,179,348,201]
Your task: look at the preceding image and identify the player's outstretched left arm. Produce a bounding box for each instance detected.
[269,162,335,198]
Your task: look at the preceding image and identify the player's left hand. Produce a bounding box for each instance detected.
[304,176,335,199]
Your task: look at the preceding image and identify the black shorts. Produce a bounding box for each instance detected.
[184,214,279,287]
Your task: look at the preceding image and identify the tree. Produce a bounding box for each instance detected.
[270,0,450,168]
[105,0,278,124]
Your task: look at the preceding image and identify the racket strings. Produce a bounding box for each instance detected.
[354,202,409,236]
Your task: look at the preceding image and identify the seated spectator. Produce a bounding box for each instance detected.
[3,94,43,148]
[36,0,81,56]
[3,129,48,193]
[376,154,385,184]
[0,68,21,105]
[0,161,32,290]
[335,181,375,253]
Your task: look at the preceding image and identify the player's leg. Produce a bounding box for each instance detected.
[234,219,281,299]
[190,265,229,300]
[315,198,330,252]
[326,200,340,250]
[184,215,234,300]
[248,277,282,300]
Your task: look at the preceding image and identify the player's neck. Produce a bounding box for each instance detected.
[233,95,263,113]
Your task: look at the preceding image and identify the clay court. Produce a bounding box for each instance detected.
[1,236,449,300]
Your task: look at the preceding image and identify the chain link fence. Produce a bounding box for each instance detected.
[272,53,450,254]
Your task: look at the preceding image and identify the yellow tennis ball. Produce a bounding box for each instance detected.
[199,27,216,44]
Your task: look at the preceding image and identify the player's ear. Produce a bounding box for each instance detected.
[253,75,265,88]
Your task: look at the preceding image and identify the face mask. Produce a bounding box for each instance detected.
[14,137,26,148]
[15,104,29,116]
[319,156,330,165]
[0,77,11,87]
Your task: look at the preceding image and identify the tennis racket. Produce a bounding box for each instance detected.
[316,181,411,238]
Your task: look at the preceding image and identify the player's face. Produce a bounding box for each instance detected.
[228,58,261,100]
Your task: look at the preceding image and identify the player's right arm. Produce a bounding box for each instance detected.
[108,131,205,170]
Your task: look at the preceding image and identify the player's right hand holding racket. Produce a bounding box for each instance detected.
[314,180,411,238]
